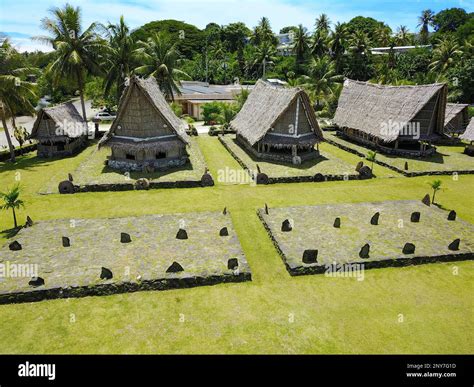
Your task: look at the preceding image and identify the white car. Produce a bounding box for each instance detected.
[94,111,116,121]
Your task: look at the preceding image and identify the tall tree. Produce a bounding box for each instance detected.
[102,16,135,104]
[0,38,37,162]
[134,32,190,100]
[252,17,277,46]
[251,40,277,79]
[329,22,348,73]
[297,55,342,109]
[396,25,412,45]
[292,24,309,71]
[429,37,463,73]
[315,14,331,35]
[36,4,106,121]
[417,9,435,44]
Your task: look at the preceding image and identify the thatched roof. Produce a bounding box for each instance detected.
[100,76,189,147]
[444,103,469,132]
[334,79,447,142]
[31,102,85,139]
[230,80,323,146]
[460,118,474,142]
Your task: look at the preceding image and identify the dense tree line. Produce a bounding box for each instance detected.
[0,4,473,160]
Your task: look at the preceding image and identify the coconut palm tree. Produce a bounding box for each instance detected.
[366,151,377,172]
[35,4,106,121]
[396,25,412,46]
[292,24,309,69]
[329,22,348,72]
[374,25,392,47]
[417,9,434,45]
[101,16,135,104]
[252,17,276,46]
[315,14,331,35]
[429,38,463,73]
[0,39,37,162]
[134,32,190,100]
[429,179,442,204]
[0,184,24,229]
[251,41,277,79]
[297,56,342,109]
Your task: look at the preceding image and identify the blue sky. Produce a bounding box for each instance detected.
[0,0,472,51]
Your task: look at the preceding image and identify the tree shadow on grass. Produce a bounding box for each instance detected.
[0,227,21,240]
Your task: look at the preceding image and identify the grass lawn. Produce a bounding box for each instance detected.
[39,138,207,194]
[0,135,472,354]
[220,134,399,178]
[325,131,474,174]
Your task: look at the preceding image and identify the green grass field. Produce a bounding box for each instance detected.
[0,134,473,354]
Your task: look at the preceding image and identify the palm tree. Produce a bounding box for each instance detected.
[374,25,392,47]
[311,30,330,57]
[0,184,24,229]
[429,180,442,204]
[297,56,342,109]
[101,16,135,104]
[252,17,276,46]
[396,25,412,46]
[366,151,377,171]
[315,14,331,35]
[36,4,106,121]
[329,22,348,72]
[417,9,434,45]
[429,38,463,73]
[134,32,190,100]
[0,39,37,162]
[292,24,309,69]
[252,41,277,79]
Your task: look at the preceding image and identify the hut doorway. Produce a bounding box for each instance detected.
[156,152,167,159]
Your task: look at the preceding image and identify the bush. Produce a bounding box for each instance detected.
[202,102,223,124]
[170,102,183,117]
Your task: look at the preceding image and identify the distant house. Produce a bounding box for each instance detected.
[443,103,469,137]
[174,81,253,120]
[30,102,87,158]
[460,118,474,156]
[370,45,432,55]
[334,79,448,157]
[230,80,323,164]
[276,33,294,56]
[99,76,189,172]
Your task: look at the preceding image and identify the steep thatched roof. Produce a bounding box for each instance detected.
[460,118,474,142]
[444,103,469,133]
[334,79,447,142]
[100,76,189,147]
[230,80,323,146]
[31,102,85,139]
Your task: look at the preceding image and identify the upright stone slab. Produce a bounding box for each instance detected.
[223,207,227,215]
[219,227,229,237]
[62,237,70,247]
[68,173,74,182]
[359,166,373,179]
[355,161,364,172]
[302,250,318,264]
[201,173,214,187]
[100,267,113,280]
[228,258,239,270]
[359,243,370,259]
[422,194,431,206]
[281,219,292,232]
[9,241,22,251]
[410,212,421,223]
[28,277,45,287]
[448,239,460,251]
[448,210,457,221]
[370,212,380,225]
[404,161,409,171]
[166,261,184,273]
[176,229,188,240]
[402,243,416,255]
[25,216,34,228]
[120,233,132,243]
[333,217,341,228]
[264,203,269,215]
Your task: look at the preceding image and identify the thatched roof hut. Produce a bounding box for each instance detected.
[230,80,323,163]
[99,76,190,171]
[31,102,86,140]
[444,103,469,135]
[333,79,447,156]
[30,102,87,157]
[460,118,474,143]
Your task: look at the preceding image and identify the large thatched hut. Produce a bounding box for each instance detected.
[99,76,189,172]
[460,118,474,156]
[230,80,323,164]
[30,102,87,158]
[334,79,447,157]
[443,103,469,137]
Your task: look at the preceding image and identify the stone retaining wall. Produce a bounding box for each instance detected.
[0,143,37,162]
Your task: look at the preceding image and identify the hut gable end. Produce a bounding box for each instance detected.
[31,102,85,140]
[230,80,323,146]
